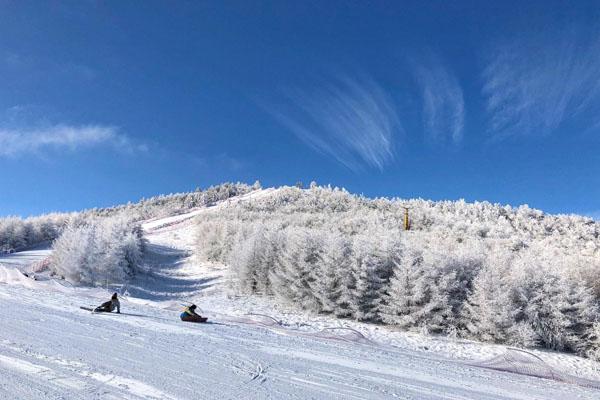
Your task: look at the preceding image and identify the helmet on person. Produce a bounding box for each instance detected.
[189,304,197,310]
[111,293,118,300]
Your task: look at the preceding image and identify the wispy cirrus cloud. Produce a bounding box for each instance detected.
[267,76,401,172]
[482,29,600,140]
[2,51,97,82]
[0,124,146,157]
[413,56,465,145]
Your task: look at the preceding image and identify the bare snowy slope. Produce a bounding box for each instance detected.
[1,190,599,399]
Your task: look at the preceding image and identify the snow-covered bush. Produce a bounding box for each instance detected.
[49,214,144,286]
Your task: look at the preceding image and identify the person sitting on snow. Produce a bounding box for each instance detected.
[94,293,121,313]
[180,304,206,323]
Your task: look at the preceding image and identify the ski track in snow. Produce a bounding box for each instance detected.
[1,190,600,399]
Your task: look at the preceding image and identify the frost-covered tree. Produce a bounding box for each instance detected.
[231,225,266,293]
[196,221,226,262]
[381,244,453,332]
[438,243,483,331]
[268,229,323,311]
[0,215,69,251]
[560,282,599,354]
[352,233,397,322]
[461,250,517,342]
[50,215,144,286]
[315,233,355,316]
[584,322,600,361]
[50,224,94,283]
[511,261,598,352]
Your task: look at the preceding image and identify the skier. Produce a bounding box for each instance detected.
[180,304,207,323]
[94,293,121,313]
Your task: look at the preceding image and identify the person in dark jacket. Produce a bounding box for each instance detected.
[94,293,121,313]
[180,304,206,323]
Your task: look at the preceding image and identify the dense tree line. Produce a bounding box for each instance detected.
[0,182,258,252]
[0,214,73,252]
[88,181,259,221]
[1,182,258,287]
[194,185,600,359]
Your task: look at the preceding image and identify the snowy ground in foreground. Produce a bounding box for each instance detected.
[1,193,600,399]
[6,282,599,400]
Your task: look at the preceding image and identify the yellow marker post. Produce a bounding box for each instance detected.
[403,207,410,231]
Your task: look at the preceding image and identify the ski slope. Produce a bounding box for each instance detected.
[0,245,52,273]
[1,191,600,399]
[2,282,599,400]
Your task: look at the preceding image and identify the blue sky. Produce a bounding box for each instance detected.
[1,1,599,219]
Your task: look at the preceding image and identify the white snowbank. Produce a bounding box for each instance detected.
[0,266,37,288]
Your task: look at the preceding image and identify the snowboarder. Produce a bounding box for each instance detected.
[94,293,121,313]
[180,304,207,323]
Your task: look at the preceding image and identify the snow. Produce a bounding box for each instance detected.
[142,188,276,232]
[0,245,52,273]
[2,282,599,400]
[1,192,599,399]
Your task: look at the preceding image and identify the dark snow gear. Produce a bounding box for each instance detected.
[94,293,121,313]
[180,304,207,323]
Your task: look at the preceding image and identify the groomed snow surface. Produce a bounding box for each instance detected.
[1,193,600,399]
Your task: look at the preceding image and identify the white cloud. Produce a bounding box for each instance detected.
[413,57,465,145]
[268,76,401,172]
[0,124,145,157]
[482,30,600,140]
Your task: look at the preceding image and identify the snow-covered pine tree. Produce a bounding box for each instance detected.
[583,322,600,361]
[558,278,599,354]
[352,233,395,322]
[268,228,320,309]
[510,262,595,352]
[334,237,358,318]
[381,239,453,332]
[437,243,483,333]
[312,232,353,315]
[296,229,325,311]
[255,227,285,295]
[381,249,416,327]
[461,250,516,343]
[230,225,273,294]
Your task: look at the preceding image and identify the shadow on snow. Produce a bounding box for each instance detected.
[124,243,217,301]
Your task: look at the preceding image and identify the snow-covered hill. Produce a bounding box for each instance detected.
[2,191,600,399]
